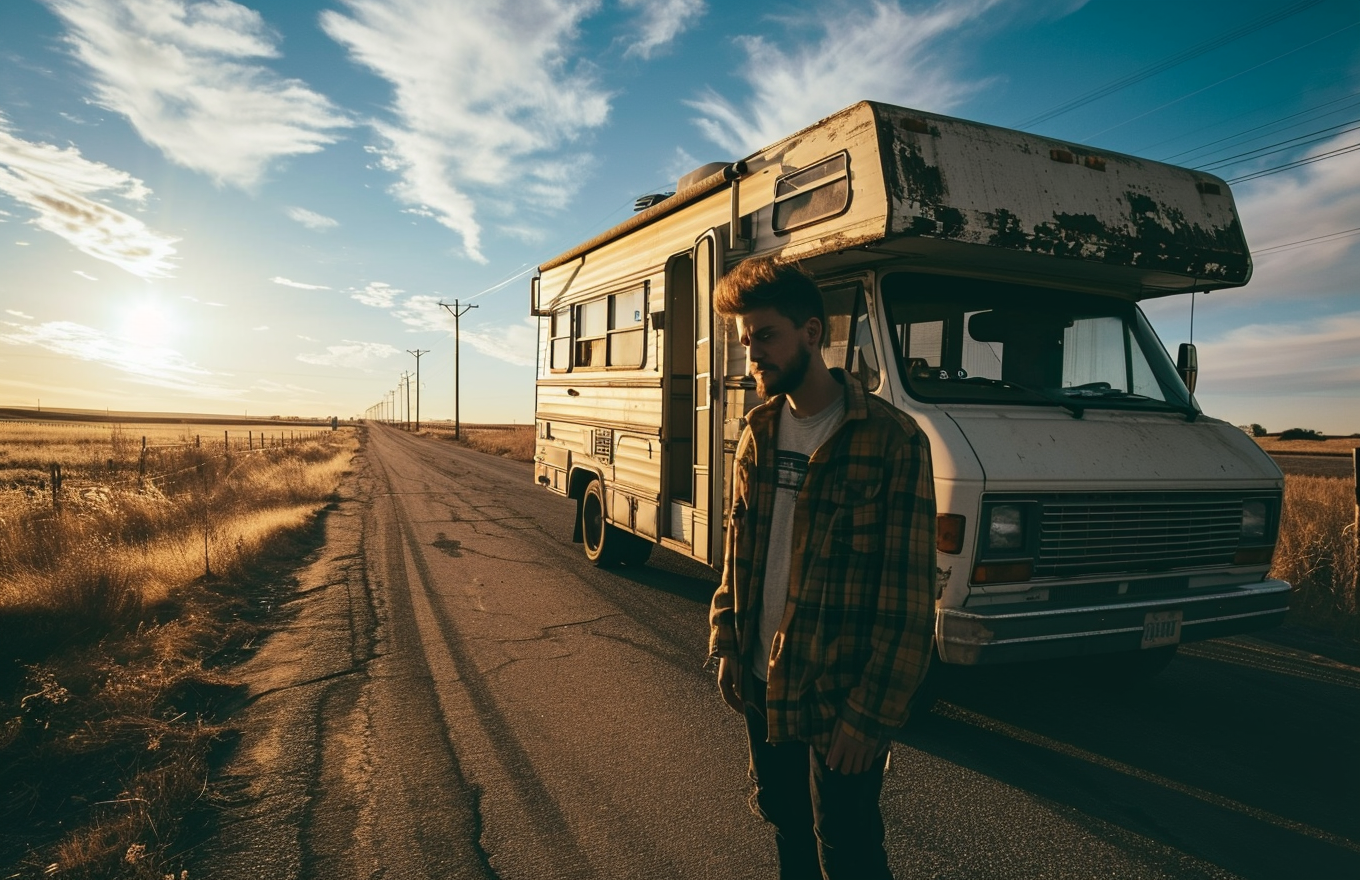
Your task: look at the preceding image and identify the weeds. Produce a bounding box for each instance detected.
[1274,474,1358,638]
[420,423,536,461]
[0,421,354,877]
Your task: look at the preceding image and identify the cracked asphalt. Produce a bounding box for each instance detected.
[196,425,1360,880]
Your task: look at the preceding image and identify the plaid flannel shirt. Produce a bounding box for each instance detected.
[709,369,936,753]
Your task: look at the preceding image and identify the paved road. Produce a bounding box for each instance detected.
[202,426,1360,879]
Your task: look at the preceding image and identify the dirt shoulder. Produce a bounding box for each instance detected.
[187,459,377,876]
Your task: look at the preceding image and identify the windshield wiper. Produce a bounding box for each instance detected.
[996,380,1086,418]
[1060,386,1199,422]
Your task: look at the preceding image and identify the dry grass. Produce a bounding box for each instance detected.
[1254,436,1360,455]
[419,423,536,461]
[0,420,354,878]
[1274,474,1358,638]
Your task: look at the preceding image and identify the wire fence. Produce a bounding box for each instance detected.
[33,429,337,511]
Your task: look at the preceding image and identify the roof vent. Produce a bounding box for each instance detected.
[634,192,674,212]
[678,161,731,191]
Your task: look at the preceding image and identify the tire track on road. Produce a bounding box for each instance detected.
[370,436,595,880]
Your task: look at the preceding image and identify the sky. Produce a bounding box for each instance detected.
[0,0,1357,432]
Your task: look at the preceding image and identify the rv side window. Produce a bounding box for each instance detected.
[574,299,608,368]
[572,286,648,370]
[820,281,881,391]
[610,287,645,367]
[550,307,572,372]
[773,153,850,233]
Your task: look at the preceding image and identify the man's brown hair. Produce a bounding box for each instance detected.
[713,257,827,344]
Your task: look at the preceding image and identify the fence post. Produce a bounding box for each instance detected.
[50,463,62,511]
[196,434,201,448]
[139,437,147,492]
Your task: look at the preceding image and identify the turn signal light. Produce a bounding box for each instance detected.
[937,514,965,554]
[972,560,1034,585]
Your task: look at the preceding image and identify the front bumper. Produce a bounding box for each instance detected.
[936,579,1290,665]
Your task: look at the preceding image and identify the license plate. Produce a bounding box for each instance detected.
[1141,610,1182,649]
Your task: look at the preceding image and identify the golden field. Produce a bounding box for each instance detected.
[0,418,354,878]
[417,422,536,461]
[1254,436,1360,455]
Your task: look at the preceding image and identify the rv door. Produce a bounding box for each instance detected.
[693,228,727,565]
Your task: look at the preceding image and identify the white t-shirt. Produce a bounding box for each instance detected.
[754,395,845,681]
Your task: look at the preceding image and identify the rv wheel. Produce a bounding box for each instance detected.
[581,480,651,567]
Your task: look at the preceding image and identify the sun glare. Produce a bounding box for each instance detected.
[121,300,178,346]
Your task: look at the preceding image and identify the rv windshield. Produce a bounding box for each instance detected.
[880,272,1197,416]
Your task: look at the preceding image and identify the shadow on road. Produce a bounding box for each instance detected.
[901,647,1360,880]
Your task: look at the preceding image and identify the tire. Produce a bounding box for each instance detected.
[580,480,651,567]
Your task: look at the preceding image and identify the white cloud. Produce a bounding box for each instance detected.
[6,309,35,319]
[461,316,539,367]
[1232,132,1360,297]
[351,280,402,308]
[297,334,317,342]
[254,378,320,395]
[286,206,339,230]
[321,0,612,262]
[44,0,351,188]
[271,275,331,290]
[253,325,269,331]
[0,318,234,394]
[1196,313,1360,396]
[73,269,98,281]
[391,293,444,331]
[0,117,179,278]
[620,0,704,59]
[390,295,535,366]
[181,294,227,306]
[686,0,1003,155]
[496,224,548,244]
[296,339,400,368]
[665,146,703,186]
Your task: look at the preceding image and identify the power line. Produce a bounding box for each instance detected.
[1254,226,1360,256]
[1080,17,1360,141]
[1226,140,1360,183]
[1196,118,1360,171]
[1157,90,1360,164]
[1012,0,1327,129]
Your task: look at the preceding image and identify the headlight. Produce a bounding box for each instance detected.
[1241,500,1268,541]
[986,504,1026,552]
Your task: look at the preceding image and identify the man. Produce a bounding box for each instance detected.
[709,257,936,880]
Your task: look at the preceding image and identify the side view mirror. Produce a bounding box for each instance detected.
[1177,343,1198,394]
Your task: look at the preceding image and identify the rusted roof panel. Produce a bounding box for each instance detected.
[871,103,1251,296]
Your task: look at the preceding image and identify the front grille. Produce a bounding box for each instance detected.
[1032,493,1245,577]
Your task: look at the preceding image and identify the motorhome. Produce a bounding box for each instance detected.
[530,100,1289,672]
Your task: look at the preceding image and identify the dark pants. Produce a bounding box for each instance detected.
[743,680,893,880]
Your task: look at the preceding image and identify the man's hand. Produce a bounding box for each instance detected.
[826,722,886,775]
[717,655,744,714]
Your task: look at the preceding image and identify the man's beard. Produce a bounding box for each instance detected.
[753,344,811,399]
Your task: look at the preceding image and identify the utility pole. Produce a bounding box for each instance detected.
[408,349,429,431]
[401,371,412,431]
[438,300,478,439]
